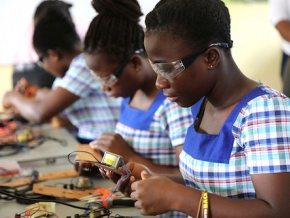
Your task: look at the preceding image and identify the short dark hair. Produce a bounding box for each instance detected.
[145,0,233,50]
[33,0,72,22]
[33,1,80,54]
[84,0,145,63]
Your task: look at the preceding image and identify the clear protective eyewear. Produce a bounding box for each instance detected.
[36,53,46,68]
[90,49,144,87]
[149,42,230,79]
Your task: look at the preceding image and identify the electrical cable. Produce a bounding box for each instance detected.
[104,159,131,202]
[0,189,89,210]
[0,134,67,157]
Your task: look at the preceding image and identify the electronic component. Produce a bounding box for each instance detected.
[101,151,123,170]
[26,202,56,217]
[74,145,102,177]
[91,151,123,175]
[72,147,124,175]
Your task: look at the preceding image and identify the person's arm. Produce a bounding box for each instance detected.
[275,20,290,42]
[50,114,77,129]
[90,132,183,175]
[269,0,290,41]
[131,172,290,217]
[2,87,79,123]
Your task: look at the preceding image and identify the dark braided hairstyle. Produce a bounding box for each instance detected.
[145,0,233,51]
[33,1,80,55]
[84,0,145,63]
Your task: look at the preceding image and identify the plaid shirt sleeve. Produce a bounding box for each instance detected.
[238,95,290,174]
[158,99,193,147]
[54,53,101,98]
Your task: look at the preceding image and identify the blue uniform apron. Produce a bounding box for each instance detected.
[183,86,268,164]
[118,91,166,130]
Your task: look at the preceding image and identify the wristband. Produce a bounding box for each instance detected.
[196,190,209,218]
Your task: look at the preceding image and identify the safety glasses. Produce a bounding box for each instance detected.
[149,42,230,79]
[90,49,144,87]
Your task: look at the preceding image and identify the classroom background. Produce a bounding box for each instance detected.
[0,0,281,110]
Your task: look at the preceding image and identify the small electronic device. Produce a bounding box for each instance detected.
[101,151,123,170]
[95,151,123,175]
[73,148,124,175]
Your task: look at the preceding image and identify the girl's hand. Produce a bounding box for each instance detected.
[89,132,135,162]
[131,171,177,215]
[103,162,151,197]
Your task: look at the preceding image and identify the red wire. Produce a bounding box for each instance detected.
[25,209,59,218]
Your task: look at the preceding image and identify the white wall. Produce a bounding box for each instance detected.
[0,0,158,65]
[0,1,282,92]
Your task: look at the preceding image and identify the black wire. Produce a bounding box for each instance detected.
[67,151,102,165]
[0,186,17,200]
[0,143,30,157]
[0,134,67,157]
[40,135,67,146]
[0,171,53,204]
[0,189,89,210]
[80,201,111,217]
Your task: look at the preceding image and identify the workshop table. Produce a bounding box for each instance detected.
[0,125,154,217]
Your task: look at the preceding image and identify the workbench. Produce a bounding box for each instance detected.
[0,125,152,217]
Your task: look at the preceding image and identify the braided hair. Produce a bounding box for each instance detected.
[33,1,80,54]
[84,0,145,63]
[145,0,233,51]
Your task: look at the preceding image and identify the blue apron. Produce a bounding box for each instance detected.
[183,86,268,164]
[118,91,166,130]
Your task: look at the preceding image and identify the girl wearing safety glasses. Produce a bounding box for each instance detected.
[84,1,193,217]
[104,0,290,217]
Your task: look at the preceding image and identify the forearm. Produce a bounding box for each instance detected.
[174,186,276,218]
[4,88,79,123]
[276,21,290,42]
[8,94,45,123]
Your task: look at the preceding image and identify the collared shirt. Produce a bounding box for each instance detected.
[180,84,290,199]
[116,91,193,166]
[53,53,121,141]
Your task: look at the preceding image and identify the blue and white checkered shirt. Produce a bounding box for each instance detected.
[53,53,121,141]
[180,84,290,200]
[116,91,193,167]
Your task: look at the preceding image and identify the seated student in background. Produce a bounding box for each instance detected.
[2,1,121,144]
[85,0,192,175]
[12,0,68,90]
[269,0,290,79]
[282,57,290,97]
[84,1,192,216]
[104,0,290,217]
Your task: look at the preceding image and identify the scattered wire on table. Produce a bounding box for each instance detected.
[68,151,131,203]
[0,189,89,210]
[15,207,60,218]
[0,134,67,157]
[0,166,15,183]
